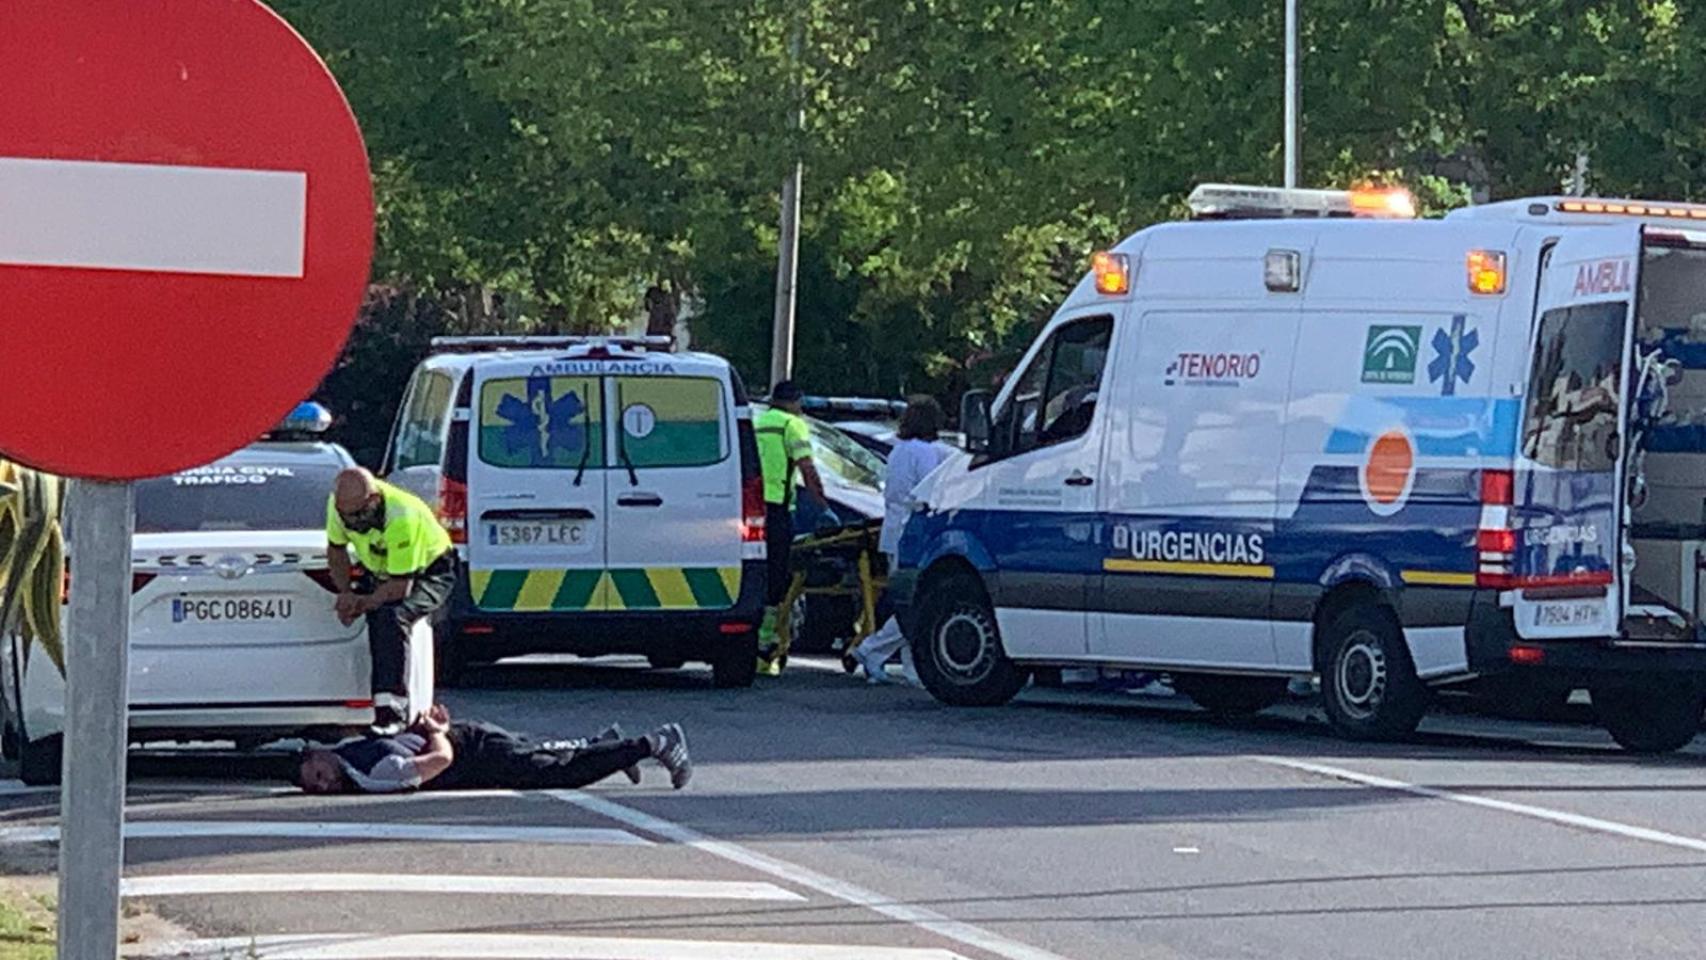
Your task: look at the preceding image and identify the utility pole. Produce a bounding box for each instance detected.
[1284,0,1300,188]
[769,15,805,389]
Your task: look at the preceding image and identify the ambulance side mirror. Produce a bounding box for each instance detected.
[961,390,994,455]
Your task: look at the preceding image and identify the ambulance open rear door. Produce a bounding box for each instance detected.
[1505,224,1641,640]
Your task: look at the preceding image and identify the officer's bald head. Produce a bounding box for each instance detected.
[334,468,380,514]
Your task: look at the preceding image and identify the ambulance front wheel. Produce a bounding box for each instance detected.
[1319,604,1428,740]
[912,573,1028,707]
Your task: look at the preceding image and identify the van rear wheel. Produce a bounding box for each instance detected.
[1173,674,1288,719]
[1319,604,1428,740]
[911,573,1028,707]
[1593,679,1705,754]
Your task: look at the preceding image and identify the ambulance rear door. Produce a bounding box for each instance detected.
[1508,224,1641,639]
[465,358,609,613]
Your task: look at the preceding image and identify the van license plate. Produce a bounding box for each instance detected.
[488,520,589,548]
[172,597,294,624]
[1535,601,1603,628]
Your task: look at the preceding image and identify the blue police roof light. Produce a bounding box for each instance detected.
[275,401,332,436]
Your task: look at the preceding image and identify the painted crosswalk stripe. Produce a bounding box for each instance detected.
[121,873,803,902]
[0,821,649,847]
[129,934,974,959]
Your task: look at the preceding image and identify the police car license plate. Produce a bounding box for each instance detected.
[1534,601,1603,628]
[488,520,588,548]
[172,596,294,624]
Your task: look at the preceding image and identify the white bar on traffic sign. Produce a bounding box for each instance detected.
[0,156,306,277]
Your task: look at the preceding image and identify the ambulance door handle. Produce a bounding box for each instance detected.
[1064,472,1095,487]
[617,493,664,508]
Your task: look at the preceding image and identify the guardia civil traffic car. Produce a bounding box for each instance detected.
[2,403,434,784]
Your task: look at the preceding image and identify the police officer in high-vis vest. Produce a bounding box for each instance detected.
[755,381,825,674]
[326,468,457,734]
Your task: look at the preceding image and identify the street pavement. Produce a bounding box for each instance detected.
[4,655,1706,960]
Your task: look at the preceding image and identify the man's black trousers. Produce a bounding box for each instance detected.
[431,721,651,790]
[362,551,457,699]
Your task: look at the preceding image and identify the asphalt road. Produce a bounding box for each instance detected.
[5,655,1706,960]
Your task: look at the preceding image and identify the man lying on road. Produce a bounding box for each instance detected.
[297,705,692,794]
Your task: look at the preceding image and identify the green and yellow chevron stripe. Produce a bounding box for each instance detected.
[470,566,742,612]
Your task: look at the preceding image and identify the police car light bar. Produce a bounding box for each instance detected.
[429,335,675,354]
[1188,184,1417,220]
[272,401,332,436]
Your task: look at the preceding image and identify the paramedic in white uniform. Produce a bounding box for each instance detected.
[853,396,953,684]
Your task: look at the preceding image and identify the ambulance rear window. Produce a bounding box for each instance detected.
[1522,303,1626,471]
[477,376,605,470]
[614,376,729,468]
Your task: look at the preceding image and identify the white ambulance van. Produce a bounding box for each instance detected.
[384,337,767,688]
[893,185,1706,753]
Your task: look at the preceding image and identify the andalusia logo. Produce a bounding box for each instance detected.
[1361,325,1422,384]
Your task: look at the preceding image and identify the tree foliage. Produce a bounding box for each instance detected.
[272,0,1706,450]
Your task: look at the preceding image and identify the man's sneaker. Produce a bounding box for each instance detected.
[597,723,642,785]
[650,723,692,790]
[370,705,406,737]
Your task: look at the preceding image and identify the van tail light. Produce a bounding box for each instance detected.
[438,475,469,545]
[742,473,766,543]
[1480,469,1514,506]
[1476,469,1517,589]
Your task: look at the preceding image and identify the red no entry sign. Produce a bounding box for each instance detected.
[0,0,374,479]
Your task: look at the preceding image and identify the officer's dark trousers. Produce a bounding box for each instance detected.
[430,721,652,791]
[363,552,457,699]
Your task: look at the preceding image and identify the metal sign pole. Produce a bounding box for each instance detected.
[57,478,135,959]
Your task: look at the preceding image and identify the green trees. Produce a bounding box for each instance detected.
[275,0,1706,454]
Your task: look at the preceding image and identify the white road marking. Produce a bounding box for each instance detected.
[122,872,803,902]
[128,934,973,959]
[1258,755,1706,854]
[0,156,306,277]
[0,820,649,847]
[549,791,1076,960]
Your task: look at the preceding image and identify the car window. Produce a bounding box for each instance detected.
[478,375,605,469]
[805,417,884,489]
[1522,303,1626,471]
[614,376,729,468]
[997,316,1114,457]
[394,370,454,470]
[136,463,342,533]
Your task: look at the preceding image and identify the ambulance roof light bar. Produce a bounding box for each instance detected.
[1188,183,1417,221]
[1554,198,1706,221]
[429,335,675,354]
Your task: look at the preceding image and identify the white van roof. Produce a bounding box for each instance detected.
[418,337,736,381]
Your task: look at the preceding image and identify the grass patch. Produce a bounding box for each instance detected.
[0,886,54,960]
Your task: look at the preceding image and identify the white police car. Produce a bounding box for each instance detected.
[1,403,432,784]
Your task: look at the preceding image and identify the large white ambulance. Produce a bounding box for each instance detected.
[893,185,1706,753]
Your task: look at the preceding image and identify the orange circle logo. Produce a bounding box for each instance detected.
[1364,431,1414,505]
